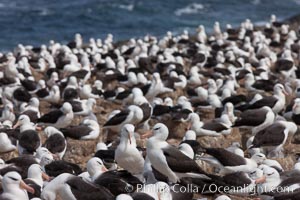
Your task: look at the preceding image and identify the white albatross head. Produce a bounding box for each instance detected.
[60,102,73,114]
[2,171,35,198]
[87,157,108,180]
[141,123,169,141]
[120,124,135,145]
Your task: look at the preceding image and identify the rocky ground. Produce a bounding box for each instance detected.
[2,54,300,200]
[16,88,299,200]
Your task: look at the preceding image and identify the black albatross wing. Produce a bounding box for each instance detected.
[139,103,152,123]
[202,122,228,132]
[103,109,130,127]
[247,96,278,110]
[162,145,206,174]
[21,110,39,123]
[43,134,66,154]
[37,110,64,124]
[13,87,32,102]
[20,79,37,92]
[202,148,246,167]
[292,114,300,125]
[131,192,155,200]
[252,80,275,92]
[5,156,38,178]
[66,176,115,200]
[36,88,49,98]
[60,125,93,139]
[180,140,204,154]
[251,124,286,148]
[221,171,252,187]
[94,149,115,163]
[233,108,268,127]
[63,88,78,101]
[70,70,89,79]
[45,160,82,177]
[68,100,83,113]
[94,170,142,196]
[152,105,172,116]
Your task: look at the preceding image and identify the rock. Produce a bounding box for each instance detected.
[63,138,98,169]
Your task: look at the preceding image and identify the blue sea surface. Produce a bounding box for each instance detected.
[0,0,300,51]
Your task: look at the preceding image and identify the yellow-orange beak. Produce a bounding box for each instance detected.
[128,132,132,145]
[20,180,35,194]
[186,122,192,130]
[293,104,298,111]
[36,126,43,131]
[102,166,108,172]
[141,130,153,139]
[13,121,20,129]
[42,172,50,181]
[52,153,60,160]
[158,191,161,200]
[283,89,289,96]
[255,176,266,184]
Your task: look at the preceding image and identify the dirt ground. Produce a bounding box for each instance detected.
[1,77,299,200]
[37,91,299,200]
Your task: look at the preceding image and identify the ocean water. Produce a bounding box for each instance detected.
[0,0,300,51]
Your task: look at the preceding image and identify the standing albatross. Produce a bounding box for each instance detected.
[142,123,209,183]
[115,124,144,178]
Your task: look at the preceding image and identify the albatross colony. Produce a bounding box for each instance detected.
[1,14,300,200]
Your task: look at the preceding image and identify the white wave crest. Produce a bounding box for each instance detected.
[39,8,50,16]
[118,4,134,11]
[175,3,204,16]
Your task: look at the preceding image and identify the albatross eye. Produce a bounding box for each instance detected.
[8,176,18,181]
[154,127,161,131]
[267,172,274,176]
[97,161,103,165]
